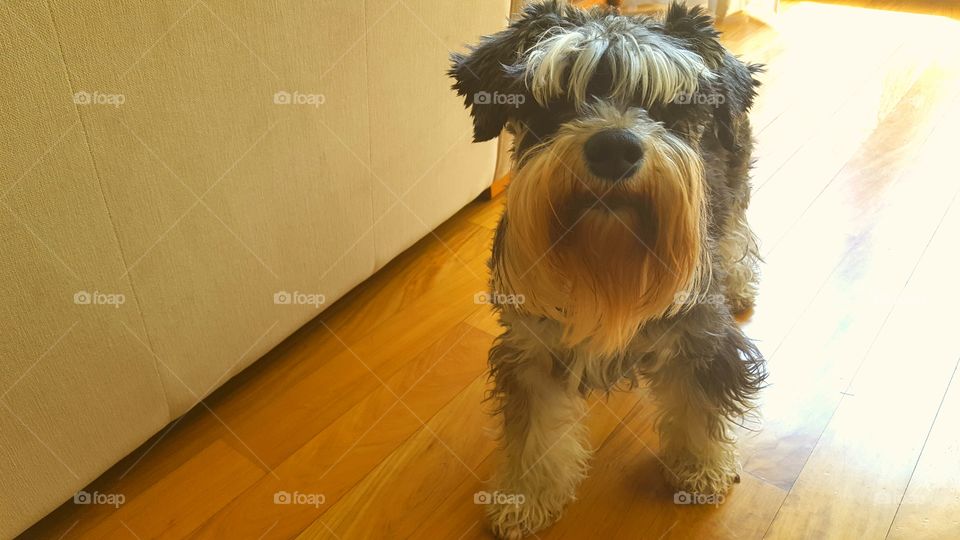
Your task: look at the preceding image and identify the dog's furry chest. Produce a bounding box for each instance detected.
[497,307,682,393]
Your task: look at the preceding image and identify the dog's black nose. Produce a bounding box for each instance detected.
[583,129,643,181]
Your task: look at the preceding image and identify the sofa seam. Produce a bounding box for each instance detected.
[42,0,174,421]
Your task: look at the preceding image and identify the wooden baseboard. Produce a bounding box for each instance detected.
[481,173,510,200]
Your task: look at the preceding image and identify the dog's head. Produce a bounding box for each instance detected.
[450,1,759,354]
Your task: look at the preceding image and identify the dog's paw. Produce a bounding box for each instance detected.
[486,497,561,539]
[661,450,741,496]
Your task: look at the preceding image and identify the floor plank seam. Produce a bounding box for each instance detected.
[882,355,960,540]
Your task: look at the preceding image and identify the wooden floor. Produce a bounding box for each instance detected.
[25,1,960,539]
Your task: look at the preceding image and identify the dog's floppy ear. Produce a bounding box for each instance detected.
[449,32,525,142]
[660,2,761,152]
[449,1,577,142]
[711,60,763,152]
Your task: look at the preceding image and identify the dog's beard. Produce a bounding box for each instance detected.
[496,120,708,356]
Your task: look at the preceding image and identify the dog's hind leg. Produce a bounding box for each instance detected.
[718,204,761,315]
[486,331,589,539]
[715,116,761,316]
[644,310,766,497]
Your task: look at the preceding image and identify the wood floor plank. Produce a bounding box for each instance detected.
[750,23,922,196]
[460,195,505,232]
[295,374,496,539]
[763,101,960,539]
[409,389,648,539]
[187,322,493,540]
[743,41,960,354]
[747,2,909,149]
[80,440,264,539]
[741,65,960,493]
[545,391,786,540]
[887,361,960,540]
[464,301,504,338]
[311,215,493,345]
[202,285,486,467]
[750,38,960,255]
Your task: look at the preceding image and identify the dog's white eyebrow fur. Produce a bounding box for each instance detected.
[523,21,710,108]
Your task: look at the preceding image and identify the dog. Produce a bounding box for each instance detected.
[449,1,766,537]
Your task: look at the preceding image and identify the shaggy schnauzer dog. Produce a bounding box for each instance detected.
[449,1,766,537]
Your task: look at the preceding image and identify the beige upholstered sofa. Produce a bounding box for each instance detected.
[0,1,509,536]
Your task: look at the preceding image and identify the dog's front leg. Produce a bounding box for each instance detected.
[486,335,589,539]
[646,314,766,498]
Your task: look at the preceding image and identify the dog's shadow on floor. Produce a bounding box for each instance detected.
[552,454,730,538]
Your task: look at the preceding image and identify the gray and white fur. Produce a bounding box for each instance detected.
[449,2,766,538]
